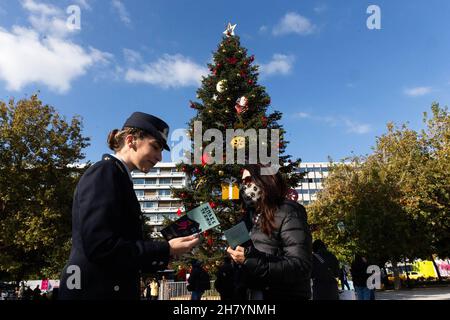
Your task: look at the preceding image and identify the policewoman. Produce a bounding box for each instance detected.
[59,112,199,300]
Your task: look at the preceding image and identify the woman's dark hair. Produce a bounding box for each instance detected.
[107,127,149,152]
[243,164,288,236]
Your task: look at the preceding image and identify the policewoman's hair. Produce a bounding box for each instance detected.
[244,164,288,236]
[107,127,150,152]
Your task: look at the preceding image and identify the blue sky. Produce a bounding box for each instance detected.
[1,0,449,163]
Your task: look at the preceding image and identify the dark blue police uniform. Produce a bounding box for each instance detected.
[58,153,170,300]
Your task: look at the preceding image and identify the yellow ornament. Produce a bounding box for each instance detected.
[216,80,227,93]
[218,170,224,176]
[230,136,246,149]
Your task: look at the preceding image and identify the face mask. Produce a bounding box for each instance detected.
[241,182,262,205]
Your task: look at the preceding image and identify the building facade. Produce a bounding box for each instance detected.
[295,162,330,205]
[131,162,186,236]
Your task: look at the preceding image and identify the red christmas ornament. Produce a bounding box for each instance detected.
[201,153,211,166]
[286,189,299,202]
[261,116,268,127]
[227,57,238,65]
[193,167,201,175]
[247,79,253,85]
[180,192,187,199]
[177,208,182,216]
[217,63,221,68]
[207,237,214,246]
[240,70,247,78]
[181,166,187,172]
[203,230,209,237]
[249,55,255,62]
[209,202,217,209]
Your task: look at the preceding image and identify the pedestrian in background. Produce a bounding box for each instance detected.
[311,239,340,300]
[351,254,371,300]
[187,259,210,300]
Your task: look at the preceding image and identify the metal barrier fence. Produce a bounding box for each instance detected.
[159,280,220,300]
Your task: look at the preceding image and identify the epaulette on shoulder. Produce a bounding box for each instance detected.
[102,154,125,174]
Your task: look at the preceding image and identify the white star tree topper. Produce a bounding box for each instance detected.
[223,23,237,37]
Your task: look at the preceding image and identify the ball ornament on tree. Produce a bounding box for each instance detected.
[230,136,246,149]
[216,80,227,93]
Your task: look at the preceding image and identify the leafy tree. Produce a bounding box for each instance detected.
[0,94,90,281]
[309,103,449,288]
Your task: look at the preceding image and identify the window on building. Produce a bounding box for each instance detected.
[145,178,157,185]
[148,168,158,173]
[172,178,183,185]
[159,178,171,185]
[145,190,157,197]
[171,168,178,173]
[159,201,171,208]
[159,189,171,196]
[133,178,145,185]
[142,201,157,208]
[135,190,144,197]
[160,168,172,174]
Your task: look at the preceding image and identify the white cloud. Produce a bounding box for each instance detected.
[294,112,310,119]
[22,0,59,16]
[0,0,112,93]
[295,112,371,134]
[123,48,143,65]
[259,54,295,77]
[111,0,131,26]
[125,54,208,88]
[74,0,91,10]
[273,12,316,36]
[259,25,268,33]
[343,119,371,134]
[0,26,111,93]
[314,5,327,14]
[21,0,76,38]
[403,86,432,97]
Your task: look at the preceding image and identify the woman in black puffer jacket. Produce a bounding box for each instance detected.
[227,165,312,300]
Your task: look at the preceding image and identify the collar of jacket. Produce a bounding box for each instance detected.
[102,154,133,183]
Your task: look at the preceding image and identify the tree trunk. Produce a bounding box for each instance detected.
[392,260,401,290]
[431,254,443,283]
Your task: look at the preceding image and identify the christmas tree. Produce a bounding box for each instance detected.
[171,23,302,273]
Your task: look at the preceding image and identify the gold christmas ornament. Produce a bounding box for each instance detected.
[230,136,246,149]
[218,170,224,176]
[216,80,227,93]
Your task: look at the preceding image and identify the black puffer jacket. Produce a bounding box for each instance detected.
[242,200,312,300]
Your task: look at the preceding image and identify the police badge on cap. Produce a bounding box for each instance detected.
[123,112,170,151]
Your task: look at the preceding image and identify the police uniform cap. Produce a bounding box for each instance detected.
[123,112,170,151]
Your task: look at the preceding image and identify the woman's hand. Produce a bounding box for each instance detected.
[227,246,246,264]
[168,234,200,258]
